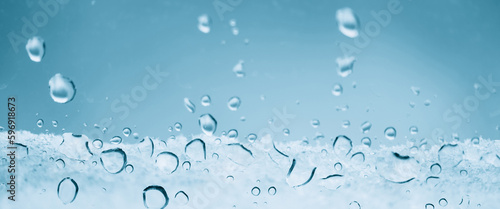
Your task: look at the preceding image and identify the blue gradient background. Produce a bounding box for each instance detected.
[1,0,499,147]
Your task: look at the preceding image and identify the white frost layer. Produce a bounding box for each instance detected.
[0,131,499,209]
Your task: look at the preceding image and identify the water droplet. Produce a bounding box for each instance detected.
[460,169,468,176]
[201,95,211,106]
[247,133,257,142]
[361,137,371,147]
[92,139,103,149]
[100,148,127,174]
[351,152,365,163]
[409,102,416,108]
[333,135,352,157]
[311,119,320,128]
[110,136,122,145]
[349,201,361,209]
[184,98,196,113]
[226,175,234,182]
[267,186,276,195]
[199,114,217,136]
[409,126,418,135]
[342,120,350,128]
[57,177,78,205]
[143,185,169,209]
[384,127,397,140]
[251,187,260,196]
[175,191,189,205]
[411,86,420,95]
[471,137,479,144]
[228,96,241,111]
[197,14,211,33]
[233,60,245,77]
[283,128,290,136]
[332,83,343,96]
[156,152,179,174]
[335,7,360,38]
[174,122,182,131]
[430,163,441,175]
[125,164,134,173]
[438,144,463,167]
[228,129,238,140]
[438,198,448,207]
[214,138,221,145]
[182,161,191,170]
[424,99,431,106]
[334,162,343,171]
[425,203,435,209]
[336,56,355,77]
[360,121,372,133]
[36,119,44,128]
[212,153,219,160]
[49,73,76,104]
[122,127,131,137]
[25,36,45,62]
[52,120,58,127]
[185,139,206,161]
[56,159,65,169]
[232,27,239,35]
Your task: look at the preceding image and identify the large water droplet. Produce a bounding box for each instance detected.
[336,56,355,77]
[100,148,127,174]
[197,14,211,33]
[57,177,78,205]
[122,127,131,137]
[185,139,206,161]
[143,185,169,209]
[332,135,352,157]
[332,83,343,96]
[228,129,238,140]
[361,121,372,133]
[36,119,44,128]
[184,98,196,113]
[384,127,397,140]
[233,60,245,77]
[201,95,211,106]
[336,7,360,38]
[49,73,76,104]
[156,152,179,174]
[199,114,217,136]
[228,96,241,111]
[26,36,45,62]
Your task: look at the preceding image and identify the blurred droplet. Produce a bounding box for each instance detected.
[283,128,290,136]
[336,56,355,77]
[201,95,211,106]
[251,187,261,196]
[332,83,343,96]
[311,119,320,128]
[410,86,420,95]
[233,60,245,77]
[424,99,431,106]
[409,126,418,135]
[184,98,196,113]
[52,120,58,127]
[342,120,350,128]
[247,133,257,142]
[25,36,45,62]
[336,7,360,38]
[361,137,371,147]
[198,14,211,33]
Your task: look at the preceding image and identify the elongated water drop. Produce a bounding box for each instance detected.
[122,127,131,137]
[361,121,372,133]
[100,148,127,174]
[26,36,45,62]
[199,114,217,136]
[228,96,241,111]
[410,86,420,95]
[184,98,196,113]
[143,185,169,209]
[333,135,352,157]
[198,14,211,33]
[110,136,122,145]
[49,73,76,104]
[37,119,44,128]
[336,8,360,38]
[57,177,78,205]
[336,56,355,77]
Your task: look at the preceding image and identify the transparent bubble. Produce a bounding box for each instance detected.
[143,185,169,209]
[251,187,260,196]
[439,198,448,207]
[57,177,78,205]
[199,114,217,136]
[122,127,131,137]
[384,127,397,140]
[268,186,277,195]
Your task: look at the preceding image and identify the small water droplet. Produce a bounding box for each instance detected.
[56,159,65,169]
[425,203,435,209]
[229,19,236,27]
[233,60,245,77]
[409,126,418,135]
[336,7,360,38]
[430,163,441,175]
[100,148,127,174]
[199,114,217,136]
[251,187,260,196]
[184,98,196,113]
[110,136,122,145]
[411,86,420,95]
[439,198,448,207]
[201,95,211,106]
[122,127,131,137]
[332,83,343,96]
[267,186,276,195]
[471,137,479,144]
[283,128,290,136]
[174,122,182,131]
[92,139,103,149]
[57,177,78,204]
[182,161,191,170]
[125,164,134,173]
[228,129,238,140]
[460,169,468,176]
[26,36,45,62]
[198,14,211,33]
[52,120,58,127]
[361,137,371,147]
[311,119,320,128]
[424,99,431,106]
[384,127,397,140]
[49,73,76,104]
[247,133,257,142]
[232,27,239,35]
[336,56,355,77]
[228,96,241,111]
[36,119,44,128]
[143,185,169,209]
[342,120,350,128]
[349,201,361,209]
[361,121,372,133]
[334,162,343,171]
[409,102,416,108]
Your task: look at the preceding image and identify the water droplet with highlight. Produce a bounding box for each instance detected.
[334,162,342,171]
[336,56,355,77]
[361,137,371,147]
[184,98,196,113]
[26,36,45,62]
[110,136,122,145]
[122,127,131,137]
[174,122,182,131]
[430,163,441,175]
[228,96,241,111]
[197,14,211,33]
[342,120,350,128]
[439,198,448,207]
[100,148,127,174]
[311,119,320,128]
[361,121,372,133]
[425,203,435,209]
[56,159,65,169]
[247,133,257,142]
[92,139,103,149]
[332,84,343,96]
[336,7,360,38]
[384,127,397,140]
[228,129,238,140]
[57,177,78,204]
[182,161,191,170]
[199,114,217,136]
[283,128,290,136]
[409,126,418,135]
[424,99,431,106]
[333,135,352,157]
[411,86,420,95]
[49,74,76,103]
[233,60,245,77]
[143,185,169,209]
[52,120,58,127]
[185,139,206,161]
[251,187,261,196]
[125,164,134,173]
[37,119,44,128]
[156,152,179,174]
[175,191,189,205]
[201,95,211,106]
[268,186,276,195]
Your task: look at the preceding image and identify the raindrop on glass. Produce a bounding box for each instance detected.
[36,119,44,128]
[92,139,103,149]
[430,163,441,175]
[251,187,261,196]
[174,122,182,131]
[335,7,360,38]
[361,137,371,147]
[125,164,134,173]
[228,129,238,140]
[247,133,257,142]
[57,177,78,205]
[409,126,418,135]
[199,114,217,136]
[283,128,290,136]
[122,127,131,137]
[342,120,350,128]
[333,135,352,157]
[349,201,361,209]
[201,95,211,106]
[110,136,122,145]
[100,148,127,174]
[311,119,320,128]
[425,203,435,209]
[182,161,191,170]
[332,83,343,96]
[156,152,179,174]
[439,198,448,207]
[49,73,76,104]
[268,186,276,195]
[361,121,372,133]
[336,56,355,77]
[56,159,65,169]
[233,60,245,77]
[334,162,343,171]
[384,127,397,140]
[143,185,169,209]
[25,36,45,62]
[52,120,58,127]
[228,96,241,111]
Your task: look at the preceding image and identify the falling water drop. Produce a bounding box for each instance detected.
[199,114,217,136]
[384,127,397,140]
[25,36,45,62]
[49,74,76,104]
[335,7,360,38]
[57,177,78,204]
[411,86,420,95]
[143,185,169,209]
[228,96,241,111]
